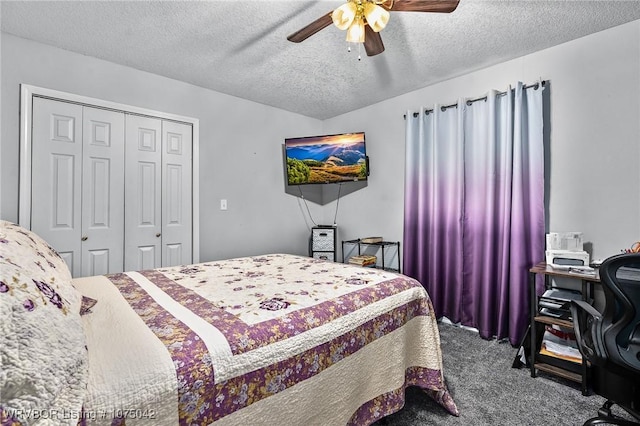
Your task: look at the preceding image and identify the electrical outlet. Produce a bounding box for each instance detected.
[220,199,227,210]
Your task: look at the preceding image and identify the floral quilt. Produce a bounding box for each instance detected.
[73,254,457,425]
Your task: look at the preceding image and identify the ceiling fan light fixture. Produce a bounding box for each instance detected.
[345,17,365,43]
[332,2,357,30]
[287,0,459,57]
[363,3,390,32]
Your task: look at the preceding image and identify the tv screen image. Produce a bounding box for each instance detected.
[285,132,368,185]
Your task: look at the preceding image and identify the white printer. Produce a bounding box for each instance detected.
[545,232,590,267]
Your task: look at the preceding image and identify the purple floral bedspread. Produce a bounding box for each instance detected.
[102,254,458,425]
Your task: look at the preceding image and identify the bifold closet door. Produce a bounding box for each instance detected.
[124,116,193,270]
[162,121,192,267]
[81,107,125,276]
[31,98,125,277]
[125,115,162,271]
[31,98,83,276]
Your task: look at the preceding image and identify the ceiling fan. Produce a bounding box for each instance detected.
[287,0,460,57]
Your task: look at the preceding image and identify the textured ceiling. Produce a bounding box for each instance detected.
[2,0,640,119]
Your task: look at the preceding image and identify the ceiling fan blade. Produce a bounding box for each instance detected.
[287,12,333,43]
[387,0,460,13]
[364,26,385,56]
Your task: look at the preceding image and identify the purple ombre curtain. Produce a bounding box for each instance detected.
[403,82,545,345]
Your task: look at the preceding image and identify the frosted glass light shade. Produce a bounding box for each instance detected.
[346,18,365,43]
[363,3,389,32]
[332,2,357,30]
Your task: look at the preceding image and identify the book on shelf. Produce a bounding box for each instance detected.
[540,325,582,364]
[349,255,377,267]
[539,346,582,364]
[360,236,383,244]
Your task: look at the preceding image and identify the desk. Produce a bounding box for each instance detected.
[528,262,600,395]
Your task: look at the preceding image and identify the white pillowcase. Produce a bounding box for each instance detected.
[0,220,88,425]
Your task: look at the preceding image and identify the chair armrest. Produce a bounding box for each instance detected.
[571,299,601,320]
[570,300,606,364]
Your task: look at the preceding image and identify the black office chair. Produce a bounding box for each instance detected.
[571,253,640,426]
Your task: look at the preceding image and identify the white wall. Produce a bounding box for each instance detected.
[3,20,640,265]
[0,33,324,261]
[324,19,640,262]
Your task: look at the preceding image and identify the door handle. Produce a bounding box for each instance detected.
[81,236,88,241]
[156,233,161,238]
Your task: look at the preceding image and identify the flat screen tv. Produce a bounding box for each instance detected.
[285,132,368,185]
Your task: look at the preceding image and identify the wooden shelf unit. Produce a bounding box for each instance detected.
[528,262,600,395]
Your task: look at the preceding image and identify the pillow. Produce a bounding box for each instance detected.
[0,220,88,425]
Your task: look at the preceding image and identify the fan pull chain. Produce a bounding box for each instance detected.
[345,42,363,61]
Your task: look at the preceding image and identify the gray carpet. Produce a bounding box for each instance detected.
[375,321,633,426]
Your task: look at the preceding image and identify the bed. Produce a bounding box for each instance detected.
[0,220,457,425]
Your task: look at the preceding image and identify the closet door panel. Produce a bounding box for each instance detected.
[125,115,162,272]
[87,249,109,275]
[165,243,182,266]
[31,98,83,277]
[162,121,193,267]
[81,107,125,276]
[136,245,157,270]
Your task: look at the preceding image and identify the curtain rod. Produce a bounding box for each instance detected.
[403,80,546,119]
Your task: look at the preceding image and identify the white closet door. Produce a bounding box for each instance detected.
[81,107,125,276]
[162,121,193,267]
[125,115,162,271]
[31,98,83,276]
